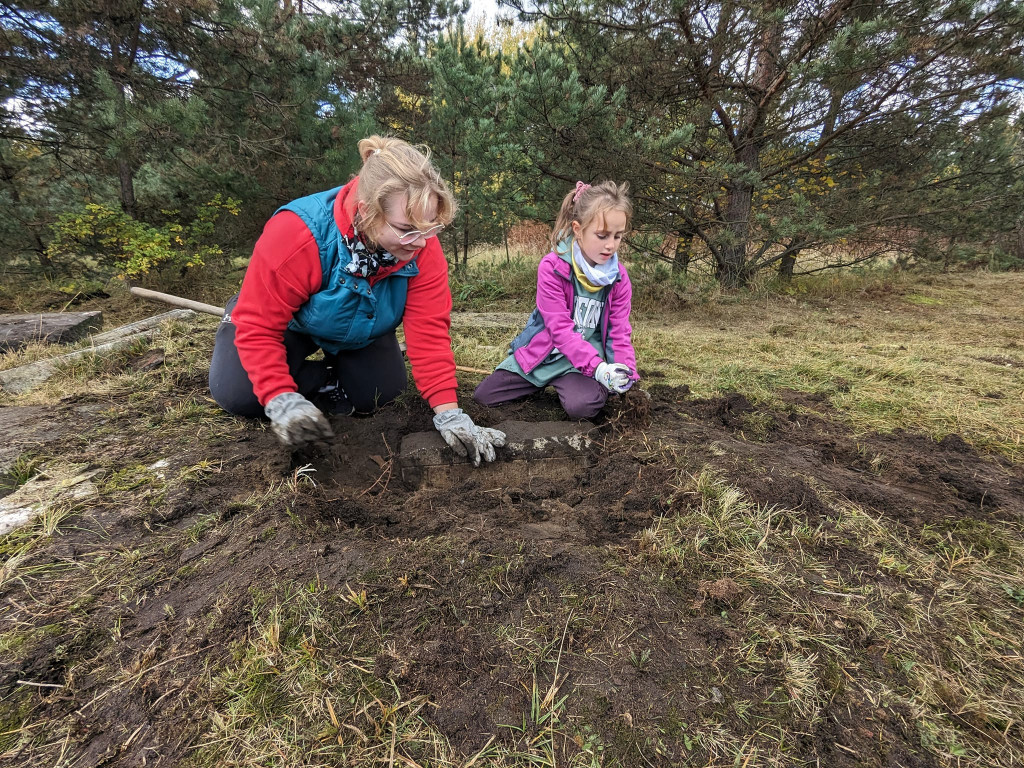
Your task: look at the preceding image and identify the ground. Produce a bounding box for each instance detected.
[1,270,1023,767]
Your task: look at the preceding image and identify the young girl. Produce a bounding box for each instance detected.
[473,180,638,419]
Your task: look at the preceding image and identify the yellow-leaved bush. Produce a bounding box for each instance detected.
[45,195,240,278]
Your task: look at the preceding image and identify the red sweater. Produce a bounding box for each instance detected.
[231,181,458,409]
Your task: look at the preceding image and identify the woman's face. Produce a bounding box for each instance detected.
[364,192,441,261]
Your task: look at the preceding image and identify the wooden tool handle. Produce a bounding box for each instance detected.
[129,287,493,376]
[129,287,225,317]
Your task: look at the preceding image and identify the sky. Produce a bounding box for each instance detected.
[469,0,504,22]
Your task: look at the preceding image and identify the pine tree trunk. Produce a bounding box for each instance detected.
[0,157,52,274]
[118,155,137,219]
[672,228,694,274]
[717,3,780,288]
[717,141,759,286]
[778,251,797,279]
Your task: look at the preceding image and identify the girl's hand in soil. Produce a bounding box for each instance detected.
[432,408,506,467]
[594,362,633,394]
[264,391,334,448]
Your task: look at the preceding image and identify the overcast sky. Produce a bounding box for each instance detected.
[469,0,503,21]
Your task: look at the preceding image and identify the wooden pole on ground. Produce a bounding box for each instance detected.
[129,287,225,317]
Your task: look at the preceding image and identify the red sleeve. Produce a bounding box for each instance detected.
[401,238,458,408]
[232,211,323,407]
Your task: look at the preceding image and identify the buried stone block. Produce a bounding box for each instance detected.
[399,420,596,488]
[0,461,102,536]
[0,311,104,352]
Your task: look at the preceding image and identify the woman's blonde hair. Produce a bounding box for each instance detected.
[551,180,632,250]
[355,136,457,243]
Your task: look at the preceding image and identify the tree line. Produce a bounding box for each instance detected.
[2,0,1022,287]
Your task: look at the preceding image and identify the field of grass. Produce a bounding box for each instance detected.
[449,264,1024,463]
[1,266,1023,767]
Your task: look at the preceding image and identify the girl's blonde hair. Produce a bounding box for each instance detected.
[551,180,632,249]
[355,136,457,242]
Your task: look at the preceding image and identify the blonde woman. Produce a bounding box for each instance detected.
[210,136,505,464]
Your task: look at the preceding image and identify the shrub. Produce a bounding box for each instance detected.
[45,195,240,279]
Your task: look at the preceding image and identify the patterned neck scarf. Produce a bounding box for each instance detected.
[339,222,400,278]
[572,240,619,288]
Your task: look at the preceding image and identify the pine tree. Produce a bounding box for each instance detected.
[504,0,1024,285]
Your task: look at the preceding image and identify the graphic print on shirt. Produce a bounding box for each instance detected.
[573,295,605,334]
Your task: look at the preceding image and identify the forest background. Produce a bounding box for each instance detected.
[1,0,1023,294]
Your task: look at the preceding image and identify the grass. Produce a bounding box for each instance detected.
[451,268,1024,462]
[2,265,1024,767]
[635,462,1024,767]
[187,585,454,768]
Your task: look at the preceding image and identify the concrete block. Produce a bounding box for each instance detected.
[399,420,595,488]
[0,311,103,352]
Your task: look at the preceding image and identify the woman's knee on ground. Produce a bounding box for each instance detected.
[209,379,264,418]
[348,379,407,413]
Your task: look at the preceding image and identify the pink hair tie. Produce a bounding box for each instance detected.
[573,181,591,203]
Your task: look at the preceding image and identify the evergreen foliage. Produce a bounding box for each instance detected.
[0,0,1021,283]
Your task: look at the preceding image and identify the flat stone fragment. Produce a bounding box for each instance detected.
[0,312,103,352]
[0,309,194,394]
[0,406,65,478]
[399,419,595,488]
[0,405,111,482]
[0,461,102,536]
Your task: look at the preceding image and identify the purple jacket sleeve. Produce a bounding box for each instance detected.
[608,265,639,380]
[535,255,605,377]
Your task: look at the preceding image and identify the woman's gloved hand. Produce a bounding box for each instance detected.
[432,408,506,467]
[264,392,334,448]
[594,361,633,394]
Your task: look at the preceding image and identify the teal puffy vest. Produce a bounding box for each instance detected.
[280,186,420,355]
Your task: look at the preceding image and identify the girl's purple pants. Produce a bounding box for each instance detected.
[473,369,607,419]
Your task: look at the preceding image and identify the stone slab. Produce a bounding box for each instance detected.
[0,407,63,477]
[0,309,195,395]
[0,405,111,490]
[399,419,595,488]
[0,461,102,536]
[88,309,194,344]
[0,312,103,352]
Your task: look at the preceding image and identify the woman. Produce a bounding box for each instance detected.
[209,136,504,466]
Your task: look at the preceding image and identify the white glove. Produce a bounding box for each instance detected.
[433,408,506,467]
[594,361,633,394]
[264,392,334,448]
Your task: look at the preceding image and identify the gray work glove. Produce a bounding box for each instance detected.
[264,391,334,448]
[594,361,634,394]
[432,408,506,467]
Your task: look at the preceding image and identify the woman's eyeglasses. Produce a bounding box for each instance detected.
[386,221,445,245]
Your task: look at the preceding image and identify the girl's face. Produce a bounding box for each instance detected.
[359,192,440,261]
[572,209,628,267]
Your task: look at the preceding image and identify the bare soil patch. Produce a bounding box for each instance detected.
[2,378,1022,766]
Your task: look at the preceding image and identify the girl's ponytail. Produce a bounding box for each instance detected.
[550,189,578,250]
